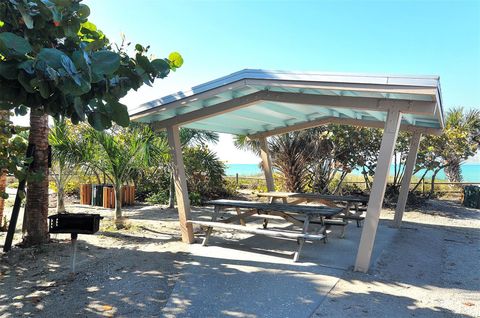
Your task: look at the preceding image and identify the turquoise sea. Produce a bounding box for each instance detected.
[225,163,480,182]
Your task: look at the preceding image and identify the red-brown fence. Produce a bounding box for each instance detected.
[80,184,135,209]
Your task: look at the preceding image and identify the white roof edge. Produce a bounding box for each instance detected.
[131,69,441,116]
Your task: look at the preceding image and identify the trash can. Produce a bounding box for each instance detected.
[91,184,104,206]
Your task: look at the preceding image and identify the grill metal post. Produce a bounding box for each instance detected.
[71,233,78,274]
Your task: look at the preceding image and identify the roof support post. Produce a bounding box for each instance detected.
[259,137,275,192]
[354,109,402,272]
[393,132,422,228]
[166,125,195,243]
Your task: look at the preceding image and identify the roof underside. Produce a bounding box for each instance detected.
[131,69,444,138]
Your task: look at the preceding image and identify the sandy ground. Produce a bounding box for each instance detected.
[0,193,479,317]
[313,199,480,318]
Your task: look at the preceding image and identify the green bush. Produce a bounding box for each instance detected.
[145,191,169,205]
[189,192,202,206]
[133,145,230,205]
[133,166,170,201]
[183,146,228,201]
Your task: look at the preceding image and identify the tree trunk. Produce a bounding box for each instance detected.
[0,171,6,231]
[333,171,348,195]
[411,169,428,193]
[429,168,441,198]
[23,111,50,246]
[168,172,175,208]
[1,110,9,230]
[56,186,66,213]
[114,185,122,219]
[55,166,66,213]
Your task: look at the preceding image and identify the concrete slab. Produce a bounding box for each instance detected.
[162,223,397,317]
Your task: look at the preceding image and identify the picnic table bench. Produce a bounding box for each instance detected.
[257,192,369,227]
[188,199,343,262]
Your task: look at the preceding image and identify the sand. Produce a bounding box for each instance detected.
[0,195,478,317]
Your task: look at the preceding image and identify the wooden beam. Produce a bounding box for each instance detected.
[131,79,248,120]
[354,109,402,273]
[149,90,438,131]
[393,132,422,227]
[248,116,441,139]
[166,125,195,243]
[151,91,269,130]
[245,79,439,97]
[260,91,437,115]
[259,137,275,192]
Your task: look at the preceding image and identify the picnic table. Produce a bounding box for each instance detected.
[257,192,369,227]
[188,199,343,262]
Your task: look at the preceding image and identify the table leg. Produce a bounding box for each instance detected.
[293,215,311,262]
[263,197,278,228]
[354,203,361,227]
[235,207,246,226]
[202,205,221,246]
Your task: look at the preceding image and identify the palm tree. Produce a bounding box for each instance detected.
[234,131,315,192]
[414,107,480,197]
[49,119,88,212]
[85,124,166,223]
[443,108,480,183]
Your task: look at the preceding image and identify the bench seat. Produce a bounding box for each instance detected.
[188,220,325,241]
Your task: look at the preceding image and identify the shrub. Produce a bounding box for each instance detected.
[145,191,169,205]
[183,146,228,201]
[134,166,170,202]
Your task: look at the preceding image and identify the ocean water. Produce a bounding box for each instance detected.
[225,163,480,182]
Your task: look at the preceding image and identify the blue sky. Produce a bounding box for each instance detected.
[82,0,480,163]
[85,0,479,109]
[15,0,479,163]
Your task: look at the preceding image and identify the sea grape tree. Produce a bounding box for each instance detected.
[0,0,183,245]
[0,0,182,128]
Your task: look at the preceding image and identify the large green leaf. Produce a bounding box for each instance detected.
[60,55,81,85]
[90,51,120,76]
[168,52,183,68]
[18,71,34,93]
[107,100,130,127]
[151,59,170,78]
[0,33,33,58]
[78,4,90,19]
[136,54,153,73]
[58,76,91,96]
[37,48,66,69]
[0,62,19,80]
[17,60,35,74]
[73,97,86,120]
[38,80,50,99]
[88,111,111,131]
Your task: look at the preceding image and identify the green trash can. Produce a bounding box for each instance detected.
[91,184,104,206]
[463,186,480,209]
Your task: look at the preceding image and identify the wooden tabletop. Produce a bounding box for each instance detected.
[257,192,369,203]
[205,199,343,217]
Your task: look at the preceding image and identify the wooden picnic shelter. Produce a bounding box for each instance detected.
[131,69,444,272]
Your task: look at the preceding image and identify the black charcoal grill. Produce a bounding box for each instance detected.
[48,213,103,274]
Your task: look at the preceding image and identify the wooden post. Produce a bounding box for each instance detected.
[354,110,402,273]
[166,125,194,243]
[235,173,239,188]
[393,132,421,228]
[259,137,275,192]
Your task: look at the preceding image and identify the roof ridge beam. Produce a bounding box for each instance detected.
[261,91,437,116]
